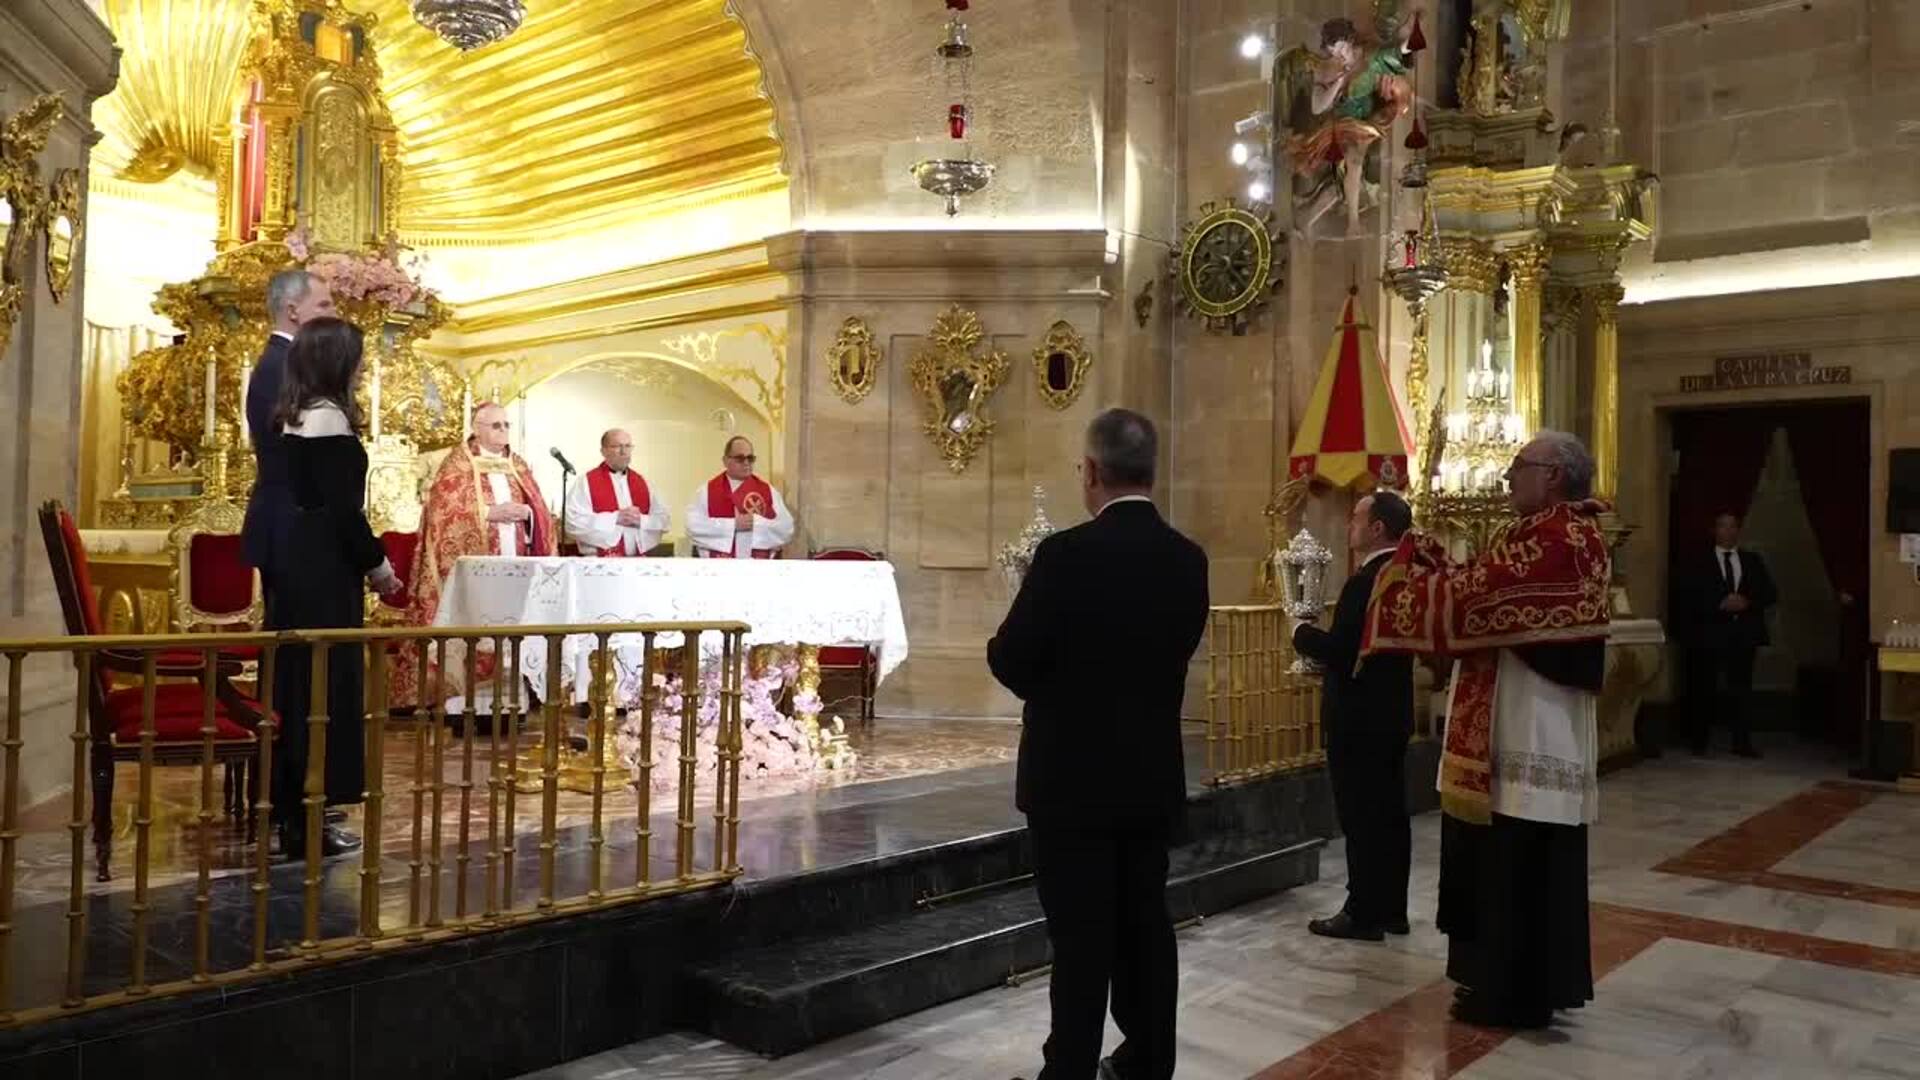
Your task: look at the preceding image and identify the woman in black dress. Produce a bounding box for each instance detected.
[271,317,403,859]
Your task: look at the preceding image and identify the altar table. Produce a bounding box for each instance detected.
[432,556,910,702]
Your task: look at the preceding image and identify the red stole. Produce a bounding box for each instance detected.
[584,465,652,557]
[705,473,776,560]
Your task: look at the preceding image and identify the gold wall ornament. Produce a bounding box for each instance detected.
[0,94,65,360]
[1032,320,1092,411]
[908,306,1010,474]
[825,316,882,405]
[1170,200,1284,335]
[43,168,83,303]
[661,324,789,430]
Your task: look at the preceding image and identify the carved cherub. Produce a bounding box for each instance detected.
[1273,2,1424,238]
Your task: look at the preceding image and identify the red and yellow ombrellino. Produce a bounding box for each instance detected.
[1287,289,1413,491]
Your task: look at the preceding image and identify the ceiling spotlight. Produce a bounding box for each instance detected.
[1230,142,1251,165]
[1239,33,1265,59]
[1233,111,1271,136]
[1248,179,1270,202]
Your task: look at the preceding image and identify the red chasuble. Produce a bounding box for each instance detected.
[705,473,777,560]
[1359,501,1612,824]
[584,464,653,557]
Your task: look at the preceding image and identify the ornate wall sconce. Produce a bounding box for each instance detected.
[826,316,882,405]
[43,168,83,304]
[0,95,65,359]
[908,305,1009,473]
[1032,320,1091,410]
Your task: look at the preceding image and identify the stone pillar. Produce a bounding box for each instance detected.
[1429,235,1498,418]
[1541,284,1581,434]
[1585,281,1624,499]
[1506,243,1550,435]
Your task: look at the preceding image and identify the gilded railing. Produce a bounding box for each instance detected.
[0,621,747,1026]
[1203,605,1325,786]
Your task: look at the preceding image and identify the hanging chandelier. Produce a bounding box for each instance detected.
[411,0,526,52]
[911,0,994,215]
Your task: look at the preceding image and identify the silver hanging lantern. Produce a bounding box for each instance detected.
[997,486,1056,593]
[412,0,526,52]
[912,0,993,215]
[1275,528,1334,673]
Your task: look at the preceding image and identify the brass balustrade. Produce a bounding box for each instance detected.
[0,620,748,1027]
[1204,605,1325,786]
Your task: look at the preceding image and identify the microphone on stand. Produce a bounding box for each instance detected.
[550,447,577,474]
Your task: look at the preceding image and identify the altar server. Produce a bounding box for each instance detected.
[685,435,793,559]
[566,428,669,556]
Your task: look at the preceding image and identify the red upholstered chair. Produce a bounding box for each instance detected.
[168,497,265,662]
[809,546,882,723]
[42,501,267,881]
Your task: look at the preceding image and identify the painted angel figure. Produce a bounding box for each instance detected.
[1275,3,1424,237]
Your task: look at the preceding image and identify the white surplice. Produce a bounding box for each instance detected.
[1443,649,1600,827]
[684,477,795,558]
[564,469,669,555]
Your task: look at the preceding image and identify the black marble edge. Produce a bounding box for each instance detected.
[0,884,729,1060]
[730,826,1029,897]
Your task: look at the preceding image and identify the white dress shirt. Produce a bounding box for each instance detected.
[1714,546,1743,591]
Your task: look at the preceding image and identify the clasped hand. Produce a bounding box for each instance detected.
[487,502,533,524]
[1719,593,1749,614]
[616,507,647,528]
[733,509,755,531]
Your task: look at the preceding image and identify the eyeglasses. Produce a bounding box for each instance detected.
[1505,458,1554,475]
[483,421,511,430]
[728,454,756,464]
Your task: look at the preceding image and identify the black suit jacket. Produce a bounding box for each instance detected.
[1293,553,1413,744]
[241,334,293,571]
[987,499,1210,828]
[1683,548,1776,651]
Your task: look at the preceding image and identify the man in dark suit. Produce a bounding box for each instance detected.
[1291,490,1415,941]
[1683,511,1776,758]
[989,408,1209,1080]
[242,268,335,614]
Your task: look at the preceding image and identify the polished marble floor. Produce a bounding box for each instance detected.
[518,738,1920,1080]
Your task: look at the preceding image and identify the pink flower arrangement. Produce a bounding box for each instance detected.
[613,649,828,792]
[284,226,435,309]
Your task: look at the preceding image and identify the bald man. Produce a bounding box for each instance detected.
[565,428,669,556]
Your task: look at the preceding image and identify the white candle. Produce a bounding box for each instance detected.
[204,358,218,442]
[238,361,250,441]
[462,385,473,437]
[370,359,382,440]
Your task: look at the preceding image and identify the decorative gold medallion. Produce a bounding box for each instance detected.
[826,315,882,404]
[43,168,83,304]
[1032,320,1091,411]
[1170,199,1284,335]
[909,305,1010,474]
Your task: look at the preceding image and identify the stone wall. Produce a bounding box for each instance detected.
[0,0,117,804]
[1562,0,1920,299]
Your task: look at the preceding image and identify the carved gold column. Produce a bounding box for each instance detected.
[1586,282,1624,499]
[258,104,298,242]
[1506,243,1550,436]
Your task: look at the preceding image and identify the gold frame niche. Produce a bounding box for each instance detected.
[43,167,83,303]
[908,306,1010,474]
[1032,320,1092,411]
[0,95,64,359]
[167,495,263,632]
[826,316,882,405]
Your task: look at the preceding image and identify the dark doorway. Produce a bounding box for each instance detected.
[1665,399,1870,753]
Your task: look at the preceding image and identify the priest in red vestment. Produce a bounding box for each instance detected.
[399,402,554,704]
[564,428,669,556]
[685,435,793,559]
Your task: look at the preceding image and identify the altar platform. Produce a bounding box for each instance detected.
[0,719,1333,1080]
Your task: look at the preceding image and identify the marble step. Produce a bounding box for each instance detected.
[682,833,1323,1057]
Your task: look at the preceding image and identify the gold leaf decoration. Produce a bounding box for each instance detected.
[908,306,1009,474]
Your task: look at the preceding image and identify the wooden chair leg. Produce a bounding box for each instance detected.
[91,747,114,883]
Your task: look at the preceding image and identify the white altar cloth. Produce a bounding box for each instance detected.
[432,556,910,699]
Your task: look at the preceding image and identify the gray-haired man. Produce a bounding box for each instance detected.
[242,269,334,585]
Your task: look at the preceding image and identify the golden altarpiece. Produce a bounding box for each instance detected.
[100,0,460,535]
